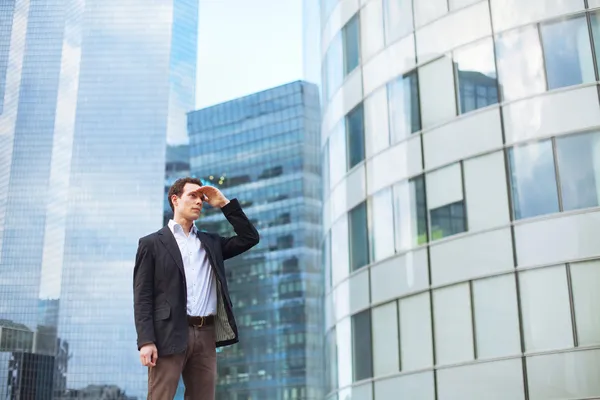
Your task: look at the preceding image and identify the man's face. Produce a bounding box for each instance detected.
[172,183,203,221]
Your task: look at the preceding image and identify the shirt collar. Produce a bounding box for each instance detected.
[168,219,197,236]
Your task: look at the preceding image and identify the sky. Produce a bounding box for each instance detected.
[195,0,305,109]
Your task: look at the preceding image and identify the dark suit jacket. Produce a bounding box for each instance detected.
[133,198,259,356]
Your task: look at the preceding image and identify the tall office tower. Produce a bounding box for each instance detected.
[321,1,600,399]
[188,81,323,400]
[164,144,191,225]
[0,0,198,397]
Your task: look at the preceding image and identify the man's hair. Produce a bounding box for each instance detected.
[168,177,202,211]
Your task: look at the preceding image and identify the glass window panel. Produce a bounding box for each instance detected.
[449,0,479,10]
[527,349,600,400]
[343,15,360,76]
[399,293,433,371]
[433,283,474,365]
[361,0,385,61]
[329,120,347,189]
[387,71,421,143]
[323,140,330,198]
[496,25,546,101]
[473,274,521,359]
[325,328,338,393]
[454,38,499,114]
[364,87,390,157]
[430,201,466,240]
[336,317,353,388]
[370,188,395,262]
[346,104,365,170]
[519,266,573,352]
[383,0,414,44]
[393,177,427,251]
[571,260,600,346]
[555,131,600,211]
[590,12,600,77]
[326,33,344,100]
[508,139,559,220]
[419,56,456,128]
[541,16,594,90]
[414,0,447,27]
[352,309,373,381]
[372,302,400,376]
[331,215,349,284]
[324,232,332,289]
[349,202,369,271]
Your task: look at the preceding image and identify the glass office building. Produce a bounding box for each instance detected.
[0,0,197,398]
[321,0,600,399]
[187,81,323,400]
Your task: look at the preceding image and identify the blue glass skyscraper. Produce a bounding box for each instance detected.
[0,0,197,398]
[187,81,323,400]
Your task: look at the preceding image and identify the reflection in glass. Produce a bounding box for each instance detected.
[349,202,369,271]
[329,120,347,189]
[352,309,373,381]
[325,33,343,100]
[454,38,499,114]
[393,177,427,250]
[571,260,600,346]
[331,215,350,284]
[496,25,546,101]
[370,188,395,262]
[590,12,600,77]
[430,201,466,240]
[325,328,338,393]
[508,140,559,220]
[473,274,521,358]
[324,232,332,289]
[541,16,594,90]
[346,104,365,170]
[555,131,600,211]
[433,283,474,365]
[387,71,421,143]
[519,266,574,352]
[364,87,390,156]
[383,0,414,44]
[344,15,360,75]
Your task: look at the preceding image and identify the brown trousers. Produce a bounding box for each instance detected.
[147,325,216,400]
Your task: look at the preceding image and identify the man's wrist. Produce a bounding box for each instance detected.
[218,199,230,208]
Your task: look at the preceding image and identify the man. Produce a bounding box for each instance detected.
[133,177,259,399]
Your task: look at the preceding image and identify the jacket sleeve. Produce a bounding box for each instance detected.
[133,237,155,350]
[219,198,260,260]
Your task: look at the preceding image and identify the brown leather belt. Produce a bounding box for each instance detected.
[187,315,215,327]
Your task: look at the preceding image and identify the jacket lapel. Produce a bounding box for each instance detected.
[158,226,185,278]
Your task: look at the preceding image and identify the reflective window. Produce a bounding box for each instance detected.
[590,12,600,77]
[414,0,447,27]
[419,56,456,128]
[496,25,546,101]
[571,260,600,346]
[346,104,365,170]
[399,293,433,371]
[331,215,349,284]
[387,71,421,143]
[352,309,373,381]
[519,266,573,352]
[454,38,499,114]
[325,328,338,393]
[430,201,466,240]
[321,0,338,23]
[393,177,427,251]
[372,302,400,376]
[508,140,559,220]
[329,120,346,189]
[324,232,332,289]
[364,87,390,157]
[370,188,395,262]
[324,33,343,101]
[383,0,414,44]
[433,283,474,365]
[323,140,330,197]
[555,131,600,211]
[349,202,369,271]
[343,15,360,76]
[473,274,521,358]
[541,16,594,90]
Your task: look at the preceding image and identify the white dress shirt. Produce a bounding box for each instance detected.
[168,220,217,317]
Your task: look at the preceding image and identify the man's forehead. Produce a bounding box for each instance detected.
[183,183,201,193]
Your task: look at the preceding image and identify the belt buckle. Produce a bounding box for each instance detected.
[195,316,205,328]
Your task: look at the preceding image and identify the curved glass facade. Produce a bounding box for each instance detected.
[321,1,600,399]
